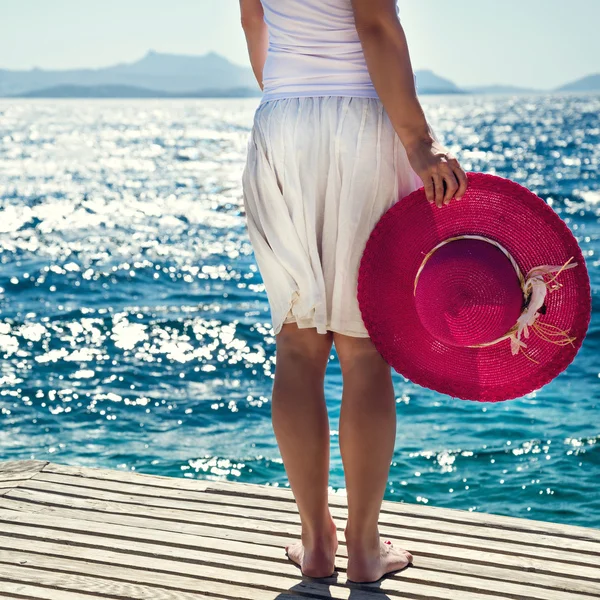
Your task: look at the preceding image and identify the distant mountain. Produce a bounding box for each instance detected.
[557,74,600,92]
[2,51,598,98]
[2,51,462,97]
[465,84,540,95]
[18,84,261,99]
[415,70,464,94]
[0,50,258,97]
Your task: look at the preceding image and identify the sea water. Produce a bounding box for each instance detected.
[0,95,598,528]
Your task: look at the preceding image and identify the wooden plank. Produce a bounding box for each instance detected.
[0,561,223,600]
[0,591,328,600]
[1,497,597,585]
[208,478,600,541]
[1,520,599,599]
[412,555,599,596]
[205,480,600,543]
[0,472,47,484]
[0,475,44,498]
[0,548,544,600]
[24,472,600,556]
[0,461,48,475]
[3,506,597,589]
[0,461,49,500]
[41,462,600,543]
[4,485,598,569]
[3,460,596,599]
[3,462,599,592]
[0,480,28,490]
[40,461,214,492]
[40,461,263,495]
[0,582,100,599]
[1,501,598,584]
[0,516,585,597]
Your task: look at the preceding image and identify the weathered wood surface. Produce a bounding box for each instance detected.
[0,460,598,599]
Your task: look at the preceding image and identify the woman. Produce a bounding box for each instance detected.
[239,0,468,584]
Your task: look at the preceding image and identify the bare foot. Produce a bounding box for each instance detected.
[285,517,338,578]
[346,536,413,583]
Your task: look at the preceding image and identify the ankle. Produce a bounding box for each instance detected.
[343,524,380,551]
[301,514,337,545]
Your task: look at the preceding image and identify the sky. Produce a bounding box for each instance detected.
[0,0,598,89]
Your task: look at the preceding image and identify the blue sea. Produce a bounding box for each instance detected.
[0,95,598,529]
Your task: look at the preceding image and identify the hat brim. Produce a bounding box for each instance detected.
[357,172,592,402]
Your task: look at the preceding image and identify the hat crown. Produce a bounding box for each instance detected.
[414,239,524,347]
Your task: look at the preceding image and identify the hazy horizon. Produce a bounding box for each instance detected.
[1,0,599,89]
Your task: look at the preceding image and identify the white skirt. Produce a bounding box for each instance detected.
[242,96,424,338]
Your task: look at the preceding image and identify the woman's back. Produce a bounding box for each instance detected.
[260,0,399,103]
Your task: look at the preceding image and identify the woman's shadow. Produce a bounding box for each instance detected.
[274,561,413,599]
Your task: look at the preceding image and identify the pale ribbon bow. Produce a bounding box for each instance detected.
[508,260,578,356]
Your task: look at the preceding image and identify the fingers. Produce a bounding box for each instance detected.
[432,159,468,208]
[441,164,459,205]
[417,153,468,208]
[432,173,444,208]
[423,179,435,204]
[444,155,468,201]
[451,161,469,200]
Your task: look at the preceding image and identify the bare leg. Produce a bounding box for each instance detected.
[273,322,338,578]
[334,333,413,583]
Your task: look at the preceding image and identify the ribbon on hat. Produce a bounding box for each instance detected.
[503,258,578,362]
[414,235,579,364]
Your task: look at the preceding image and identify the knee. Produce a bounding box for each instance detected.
[333,334,390,376]
[275,324,333,374]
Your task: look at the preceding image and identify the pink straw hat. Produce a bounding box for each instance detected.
[357,172,592,402]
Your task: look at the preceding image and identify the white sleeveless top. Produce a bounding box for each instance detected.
[259,0,400,104]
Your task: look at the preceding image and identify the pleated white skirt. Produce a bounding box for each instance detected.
[242,96,424,337]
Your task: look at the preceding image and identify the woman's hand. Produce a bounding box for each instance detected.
[404,137,468,208]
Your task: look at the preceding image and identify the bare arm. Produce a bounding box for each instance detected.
[351,0,468,207]
[239,0,268,91]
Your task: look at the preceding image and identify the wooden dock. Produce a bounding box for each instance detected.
[0,460,598,599]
